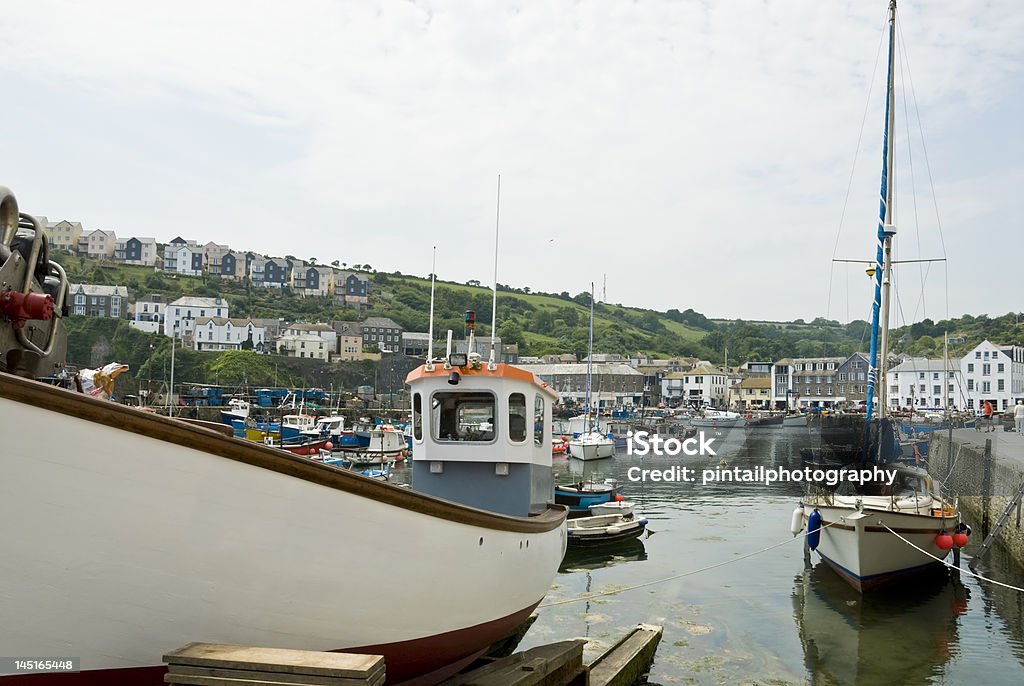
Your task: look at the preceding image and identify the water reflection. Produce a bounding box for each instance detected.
[793,563,969,686]
[559,538,647,573]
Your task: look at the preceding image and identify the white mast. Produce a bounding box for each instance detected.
[488,175,501,371]
[877,0,897,420]
[426,246,437,371]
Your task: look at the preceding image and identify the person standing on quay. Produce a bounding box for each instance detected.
[983,399,994,432]
[1015,400,1024,435]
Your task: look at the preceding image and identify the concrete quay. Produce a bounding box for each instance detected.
[929,427,1024,571]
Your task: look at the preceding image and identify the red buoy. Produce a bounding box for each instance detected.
[614,494,625,502]
[325,441,334,451]
[952,532,969,548]
[309,448,317,455]
[935,533,954,550]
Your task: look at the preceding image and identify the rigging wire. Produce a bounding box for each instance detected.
[895,16,928,322]
[896,11,951,322]
[823,15,890,330]
[882,524,1024,594]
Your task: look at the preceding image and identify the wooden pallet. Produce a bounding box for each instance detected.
[163,643,384,686]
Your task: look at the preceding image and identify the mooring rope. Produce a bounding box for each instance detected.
[881,524,1024,594]
[539,520,839,608]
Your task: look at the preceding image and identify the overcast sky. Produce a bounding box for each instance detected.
[3,1,1021,324]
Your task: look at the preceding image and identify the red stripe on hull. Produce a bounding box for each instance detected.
[0,603,539,685]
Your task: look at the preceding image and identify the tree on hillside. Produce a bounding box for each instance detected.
[573,291,593,307]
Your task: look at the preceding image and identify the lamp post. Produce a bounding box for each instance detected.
[167,334,176,417]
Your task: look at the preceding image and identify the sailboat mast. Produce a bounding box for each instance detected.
[865,0,898,424]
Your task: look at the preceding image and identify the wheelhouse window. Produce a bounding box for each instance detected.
[431,391,495,442]
[412,393,422,441]
[509,393,527,442]
[534,395,545,446]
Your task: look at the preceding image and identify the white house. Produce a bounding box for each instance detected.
[960,340,1024,412]
[277,332,330,360]
[130,294,168,334]
[164,243,203,276]
[661,365,729,408]
[886,357,962,410]
[192,317,266,352]
[280,323,337,356]
[164,296,229,341]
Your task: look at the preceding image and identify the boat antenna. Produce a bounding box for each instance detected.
[425,245,437,371]
[488,174,500,371]
[444,329,453,369]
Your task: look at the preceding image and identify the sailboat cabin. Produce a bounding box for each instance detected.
[406,352,559,516]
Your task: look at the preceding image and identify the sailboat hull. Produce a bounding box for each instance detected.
[0,375,566,684]
[802,503,955,593]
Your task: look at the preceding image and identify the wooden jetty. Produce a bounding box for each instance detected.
[163,623,663,686]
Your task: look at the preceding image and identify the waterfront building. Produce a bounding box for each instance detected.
[886,357,963,410]
[960,340,1024,412]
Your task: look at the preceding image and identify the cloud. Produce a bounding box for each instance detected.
[2,0,1021,323]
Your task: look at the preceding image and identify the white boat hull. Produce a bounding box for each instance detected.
[690,417,743,429]
[568,435,615,461]
[801,501,955,592]
[0,377,566,684]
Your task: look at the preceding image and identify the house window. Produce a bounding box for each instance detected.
[998,380,1005,391]
[982,381,991,393]
[968,363,974,373]
[982,364,991,376]
[998,363,1005,373]
[968,380,974,391]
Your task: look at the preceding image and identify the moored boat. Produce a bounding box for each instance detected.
[0,196,567,685]
[566,510,648,548]
[690,408,743,429]
[792,1,966,593]
[554,479,624,518]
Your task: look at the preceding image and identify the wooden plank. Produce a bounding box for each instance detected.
[165,673,384,686]
[163,644,383,679]
[587,624,663,686]
[167,664,383,686]
[439,640,585,686]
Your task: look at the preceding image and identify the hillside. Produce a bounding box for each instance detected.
[57,252,1023,366]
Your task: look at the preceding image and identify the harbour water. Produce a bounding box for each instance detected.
[509,428,1024,685]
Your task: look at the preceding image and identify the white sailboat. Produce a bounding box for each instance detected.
[568,285,614,461]
[792,0,966,593]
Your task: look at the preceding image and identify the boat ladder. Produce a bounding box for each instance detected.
[968,478,1024,572]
